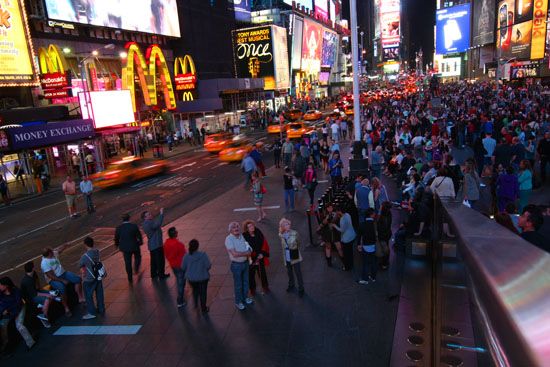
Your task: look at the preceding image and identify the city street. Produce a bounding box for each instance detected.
[0,142,272,277]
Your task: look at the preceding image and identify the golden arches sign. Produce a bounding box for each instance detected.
[38,44,68,74]
[122,42,176,112]
[174,55,196,76]
[174,55,197,102]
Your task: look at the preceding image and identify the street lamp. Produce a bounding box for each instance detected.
[349,0,361,143]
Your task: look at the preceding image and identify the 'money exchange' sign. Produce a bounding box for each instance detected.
[6,119,94,150]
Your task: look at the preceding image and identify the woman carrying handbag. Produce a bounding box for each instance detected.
[279,218,304,297]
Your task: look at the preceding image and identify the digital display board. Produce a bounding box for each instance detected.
[380,0,400,49]
[79,90,135,128]
[472,0,496,45]
[315,0,329,19]
[497,0,548,60]
[321,30,338,67]
[0,0,38,86]
[291,16,304,70]
[232,26,276,89]
[271,25,291,90]
[283,0,314,10]
[44,0,181,37]
[436,3,471,54]
[301,18,323,73]
[329,0,336,21]
[230,0,251,22]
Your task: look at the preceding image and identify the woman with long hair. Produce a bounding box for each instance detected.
[181,239,211,314]
[242,220,270,295]
[304,162,318,207]
[279,218,304,297]
[462,160,481,210]
[317,203,344,268]
[251,172,266,221]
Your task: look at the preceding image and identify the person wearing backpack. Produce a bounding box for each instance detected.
[79,237,105,320]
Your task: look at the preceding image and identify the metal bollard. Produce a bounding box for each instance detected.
[306,209,314,247]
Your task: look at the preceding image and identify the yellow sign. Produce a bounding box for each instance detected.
[38,44,68,74]
[531,0,548,59]
[0,0,38,86]
[174,55,196,76]
[122,42,176,112]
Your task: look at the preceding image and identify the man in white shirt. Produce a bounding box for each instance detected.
[330,121,339,143]
[41,245,84,316]
[224,222,253,310]
[79,176,94,213]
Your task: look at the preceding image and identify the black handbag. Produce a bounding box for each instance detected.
[284,238,300,260]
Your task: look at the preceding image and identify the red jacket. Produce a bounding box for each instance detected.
[164,238,187,268]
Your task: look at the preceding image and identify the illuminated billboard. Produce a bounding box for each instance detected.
[435,3,471,54]
[321,30,338,67]
[380,0,400,49]
[291,16,304,70]
[472,0,496,45]
[301,18,323,74]
[271,25,291,90]
[329,0,336,21]
[497,0,548,60]
[79,90,135,129]
[44,0,181,37]
[283,0,314,9]
[315,0,329,19]
[0,0,38,86]
[230,0,251,22]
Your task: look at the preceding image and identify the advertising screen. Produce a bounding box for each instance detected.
[439,57,462,77]
[44,0,181,37]
[232,26,276,89]
[497,0,548,60]
[380,0,400,49]
[329,0,336,21]
[79,90,135,128]
[435,3,471,54]
[321,30,338,67]
[283,0,314,9]
[511,63,539,78]
[291,16,304,70]
[302,19,323,74]
[0,0,37,86]
[230,0,251,22]
[271,26,291,90]
[383,47,399,61]
[315,0,329,19]
[472,0,496,45]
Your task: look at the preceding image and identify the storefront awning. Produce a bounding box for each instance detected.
[95,126,141,135]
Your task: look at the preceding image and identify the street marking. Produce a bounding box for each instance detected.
[171,161,197,172]
[30,200,66,213]
[131,177,160,188]
[156,176,201,188]
[134,176,174,192]
[317,180,329,183]
[0,216,69,246]
[233,205,280,212]
[211,162,229,170]
[194,148,206,152]
[54,325,142,336]
[201,159,218,167]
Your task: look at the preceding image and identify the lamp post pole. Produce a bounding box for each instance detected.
[350,0,361,142]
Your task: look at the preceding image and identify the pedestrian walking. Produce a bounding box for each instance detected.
[62,175,79,218]
[272,139,282,168]
[79,237,105,320]
[328,151,343,185]
[283,167,295,212]
[304,162,318,207]
[241,153,257,189]
[242,220,270,295]
[279,218,304,297]
[142,208,170,280]
[79,176,95,213]
[332,206,356,271]
[282,137,294,167]
[182,239,211,314]
[164,227,187,307]
[358,208,378,284]
[225,222,254,310]
[0,176,10,206]
[251,172,267,221]
[114,213,143,282]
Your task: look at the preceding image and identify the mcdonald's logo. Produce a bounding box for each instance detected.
[122,42,176,112]
[38,45,68,74]
[174,55,197,100]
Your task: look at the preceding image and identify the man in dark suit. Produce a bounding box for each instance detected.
[115,213,143,282]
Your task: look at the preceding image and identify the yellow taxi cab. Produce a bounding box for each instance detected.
[284,109,303,121]
[303,110,322,121]
[267,121,286,134]
[203,132,233,153]
[218,137,265,162]
[90,157,168,189]
[286,122,311,139]
[344,105,354,116]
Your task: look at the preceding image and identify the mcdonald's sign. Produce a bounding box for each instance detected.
[174,55,197,101]
[37,44,71,99]
[122,42,177,112]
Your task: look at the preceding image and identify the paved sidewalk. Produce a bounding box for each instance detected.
[4,140,404,367]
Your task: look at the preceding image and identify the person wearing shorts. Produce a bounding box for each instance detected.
[62,175,78,218]
[41,245,84,317]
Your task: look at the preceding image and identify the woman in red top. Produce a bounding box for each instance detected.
[242,220,270,295]
[304,162,318,207]
[163,227,187,307]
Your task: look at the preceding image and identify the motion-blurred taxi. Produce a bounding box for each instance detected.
[303,110,322,121]
[90,157,168,188]
[344,105,354,116]
[284,109,303,121]
[203,132,233,153]
[286,122,311,139]
[218,137,264,162]
[267,121,286,134]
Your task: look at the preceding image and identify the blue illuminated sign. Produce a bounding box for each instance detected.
[436,3,471,55]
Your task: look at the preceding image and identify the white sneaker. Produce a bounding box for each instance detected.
[245,297,254,305]
[235,303,245,310]
[36,313,48,321]
[82,313,96,320]
[358,280,369,285]
[369,276,376,283]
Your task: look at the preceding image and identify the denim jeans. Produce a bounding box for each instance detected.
[361,252,377,280]
[283,153,292,167]
[83,280,105,315]
[173,267,186,304]
[286,262,304,291]
[284,189,295,211]
[0,305,34,348]
[230,261,249,304]
[84,193,94,211]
